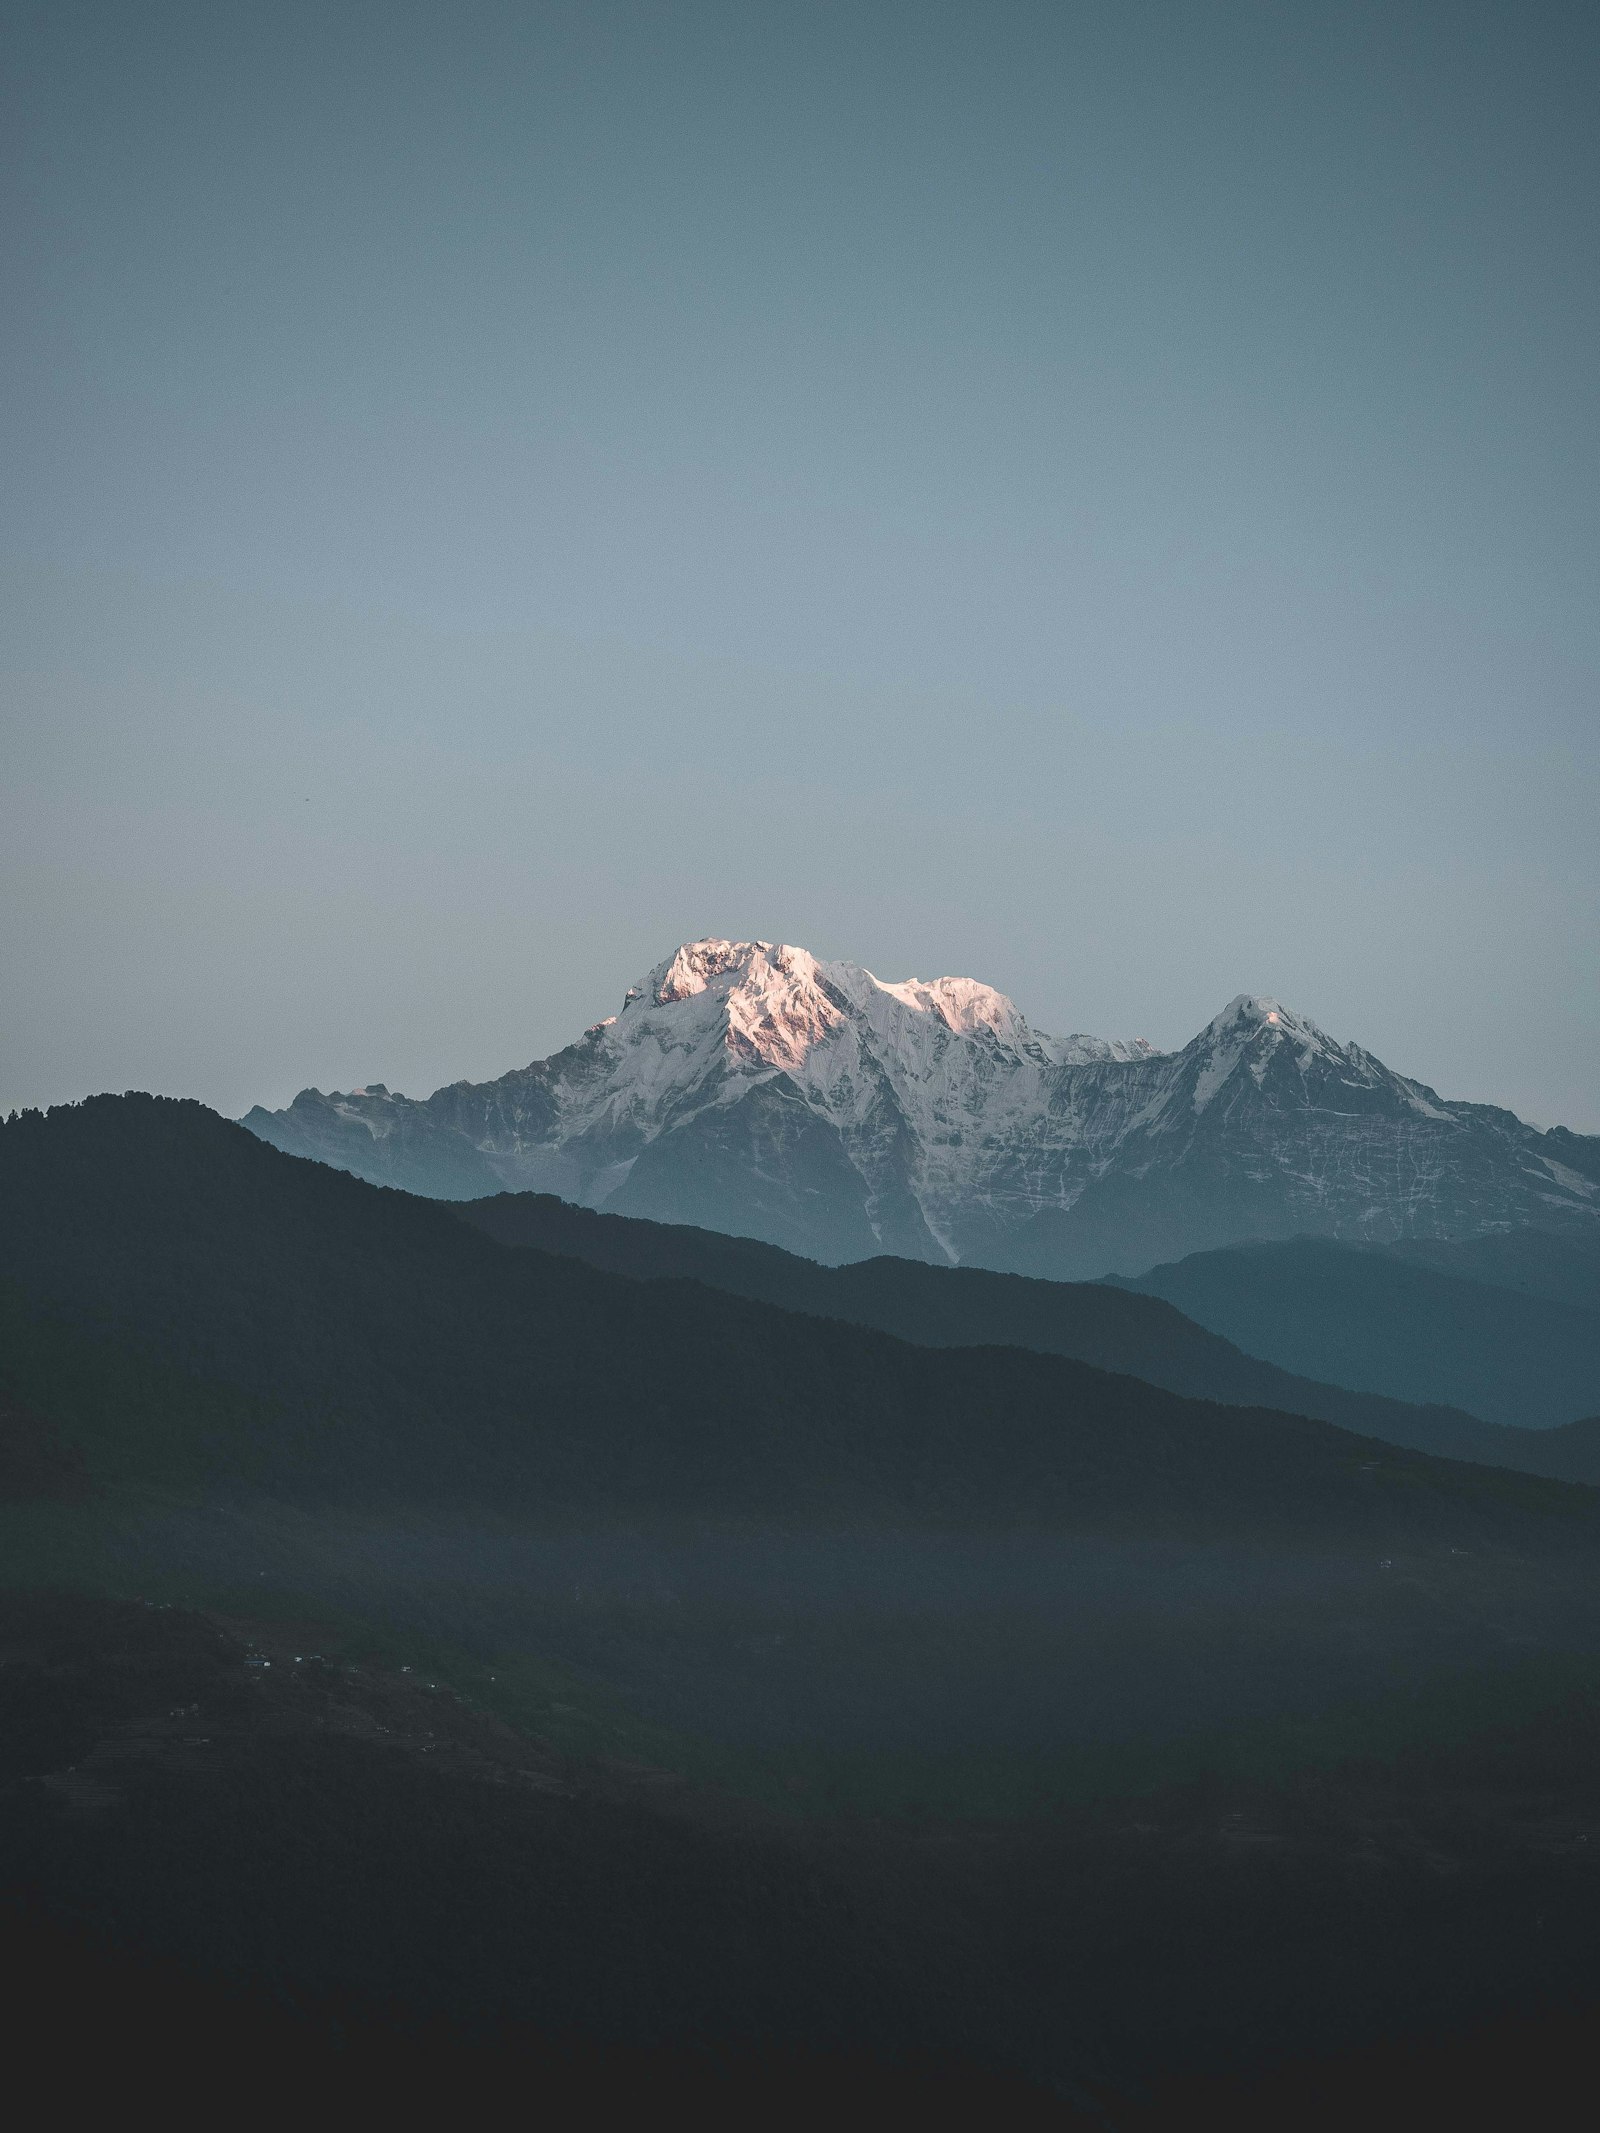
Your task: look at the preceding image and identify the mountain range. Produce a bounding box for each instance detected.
[244,938,1600,1276]
[11,1093,1600,2123]
[456,1191,1600,1476]
[4,1091,1591,1537]
[1114,1235,1600,1430]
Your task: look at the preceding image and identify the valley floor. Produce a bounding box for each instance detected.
[8,1526,1600,2127]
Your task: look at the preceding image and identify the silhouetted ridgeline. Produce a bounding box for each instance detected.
[458,1191,1600,1479]
[1,1094,1594,1540]
[1113,1237,1600,1428]
[1384,1226,1600,1311]
[10,1098,1600,2123]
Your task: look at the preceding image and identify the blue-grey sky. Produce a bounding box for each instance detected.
[3,0,1597,1128]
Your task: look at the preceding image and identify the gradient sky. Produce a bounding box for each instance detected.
[3,0,1597,1128]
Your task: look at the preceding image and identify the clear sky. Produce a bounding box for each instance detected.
[3,0,1596,1128]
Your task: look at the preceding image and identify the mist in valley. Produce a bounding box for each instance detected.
[19,1497,1600,1803]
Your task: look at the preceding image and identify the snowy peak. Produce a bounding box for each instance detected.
[644,938,810,1009]
[1198,995,1334,1051]
[609,937,1142,1081]
[872,972,1027,1040]
[1183,994,1415,1116]
[637,939,1023,1039]
[242,936,1600,1276]
[1188,995,1331,1109]
[626,940,845,1073]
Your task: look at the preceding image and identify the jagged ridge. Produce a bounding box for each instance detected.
[243,939,1600,1276]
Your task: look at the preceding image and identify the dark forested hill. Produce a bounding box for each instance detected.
[1113,1238,1600,1429]
[11,1099,1600,2123]
[1,1095,1592,1545]
[454,1191,1600,1483]
[1380,1227,1600,1312]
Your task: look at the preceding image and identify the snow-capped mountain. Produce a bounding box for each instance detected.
[243,938,1600,1276]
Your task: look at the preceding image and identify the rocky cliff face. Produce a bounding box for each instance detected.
[243,939,1600,1276]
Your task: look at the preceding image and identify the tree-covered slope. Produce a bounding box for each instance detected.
[1114,1238,1600,1428]
[456,1191,1594,1477]
[1381,1227,1600,1312]
[1,1095,1592,1545]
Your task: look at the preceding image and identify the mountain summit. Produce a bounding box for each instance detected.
[244,938,1599,1275]
[613,938,1152,1070]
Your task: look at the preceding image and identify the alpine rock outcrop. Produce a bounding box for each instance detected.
[243,939,1600,1276]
